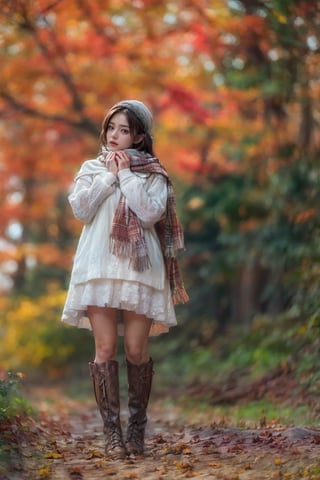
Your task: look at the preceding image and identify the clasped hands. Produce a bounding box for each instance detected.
[102,150,130,175]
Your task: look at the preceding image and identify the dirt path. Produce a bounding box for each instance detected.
[5,386,320,480]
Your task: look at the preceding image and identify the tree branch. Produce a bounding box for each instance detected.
[0,92,99,136]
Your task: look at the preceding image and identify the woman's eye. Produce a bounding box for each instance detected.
[121,129,129,135]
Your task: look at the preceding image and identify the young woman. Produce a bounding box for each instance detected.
[62,100,188,459]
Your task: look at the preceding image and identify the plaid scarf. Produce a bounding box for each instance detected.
[110,150,189,305]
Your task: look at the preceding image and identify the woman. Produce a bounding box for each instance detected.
[62,100,188,459]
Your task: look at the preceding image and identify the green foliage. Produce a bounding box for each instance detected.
[174,396,314,428]
[0,372,30,422]
[173,0,320,344]
[0,372,32,474]
[152,307,319,427]
[179,150,320,341]
[153,308,320,389]
[219,312,319,382]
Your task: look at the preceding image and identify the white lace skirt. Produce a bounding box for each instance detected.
[61,278,177,336]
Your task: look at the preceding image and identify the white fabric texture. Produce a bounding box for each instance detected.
[62,156,177,336]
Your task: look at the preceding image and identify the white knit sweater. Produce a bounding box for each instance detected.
[67,157,168,290]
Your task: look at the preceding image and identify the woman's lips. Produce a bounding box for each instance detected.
[109,142,118,147]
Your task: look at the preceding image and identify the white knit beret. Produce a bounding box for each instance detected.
[115,100,153,134]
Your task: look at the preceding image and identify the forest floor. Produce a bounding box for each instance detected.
[2,369,320,480]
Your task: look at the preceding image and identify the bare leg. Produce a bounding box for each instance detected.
[87,305,118,363]
[123,311,152,364]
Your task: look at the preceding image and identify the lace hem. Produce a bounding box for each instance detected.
[61,278,177,336]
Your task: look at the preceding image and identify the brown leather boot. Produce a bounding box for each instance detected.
[89,360,126,459]
[126,357,154,455]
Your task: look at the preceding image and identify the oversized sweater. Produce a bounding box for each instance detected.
[68,158,168,290]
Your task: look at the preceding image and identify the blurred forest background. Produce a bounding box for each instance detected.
[0,0,319,404]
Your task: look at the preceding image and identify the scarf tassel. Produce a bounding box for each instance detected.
[164,243,184,258]
[130,253,152,272]
[166,257,189,305]
[172,286,190,305]
[110,237,133,258]
[110,236,152,272]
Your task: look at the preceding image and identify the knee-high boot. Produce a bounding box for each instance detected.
[126,357,154,455]
[89,360,126,459]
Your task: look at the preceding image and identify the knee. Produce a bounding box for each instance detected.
[124,342,147,365]
[95,340,117,362]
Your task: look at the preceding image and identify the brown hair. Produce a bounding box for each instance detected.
[100,105,154,155]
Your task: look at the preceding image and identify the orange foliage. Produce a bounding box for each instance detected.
[293,208,317,224]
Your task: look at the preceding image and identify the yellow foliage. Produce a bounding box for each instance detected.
[0,291,91,375]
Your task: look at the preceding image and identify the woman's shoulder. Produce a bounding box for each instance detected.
[80,157,103,171]
[76,157,106,178]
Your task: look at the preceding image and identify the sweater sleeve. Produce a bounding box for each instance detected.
[118,169,167,228]
[69,171,117,224]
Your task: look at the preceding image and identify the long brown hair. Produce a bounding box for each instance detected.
[100,105,154,155]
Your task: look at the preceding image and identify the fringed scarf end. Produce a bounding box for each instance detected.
[130,254,152,272]
[172,286,190,305]
[110,236,152,272]
[164,239,185,258]
[110,237,133,258]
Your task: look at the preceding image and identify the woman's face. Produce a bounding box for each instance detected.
[106,112,133,151]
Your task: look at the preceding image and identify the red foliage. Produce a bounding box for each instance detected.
[161,84,211,124]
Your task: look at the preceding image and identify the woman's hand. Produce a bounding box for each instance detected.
[103,151,118,175]
[116,151,131,170]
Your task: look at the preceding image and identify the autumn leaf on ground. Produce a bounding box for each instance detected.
[67,466,85,474]
[37,466,51,477]
[86,448,103,459]
[153,434,167,444]
[44,451,63,459]
[104,467,117,475]
[227,443,246,453]
[164,441,192,455]
[174,460,194,473]
[207,461,222,467]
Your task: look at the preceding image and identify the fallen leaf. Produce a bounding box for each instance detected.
[37,466,51,477]
[68,466,85,474]
[166,441,192,455]
[44,452,63,459]
[227,444,246,453]
[207,462,222,467]
[86,449,103,459]
[104,467,117,475]
[174,460,194,473]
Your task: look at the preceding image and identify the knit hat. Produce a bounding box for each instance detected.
[115,100,153,134]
